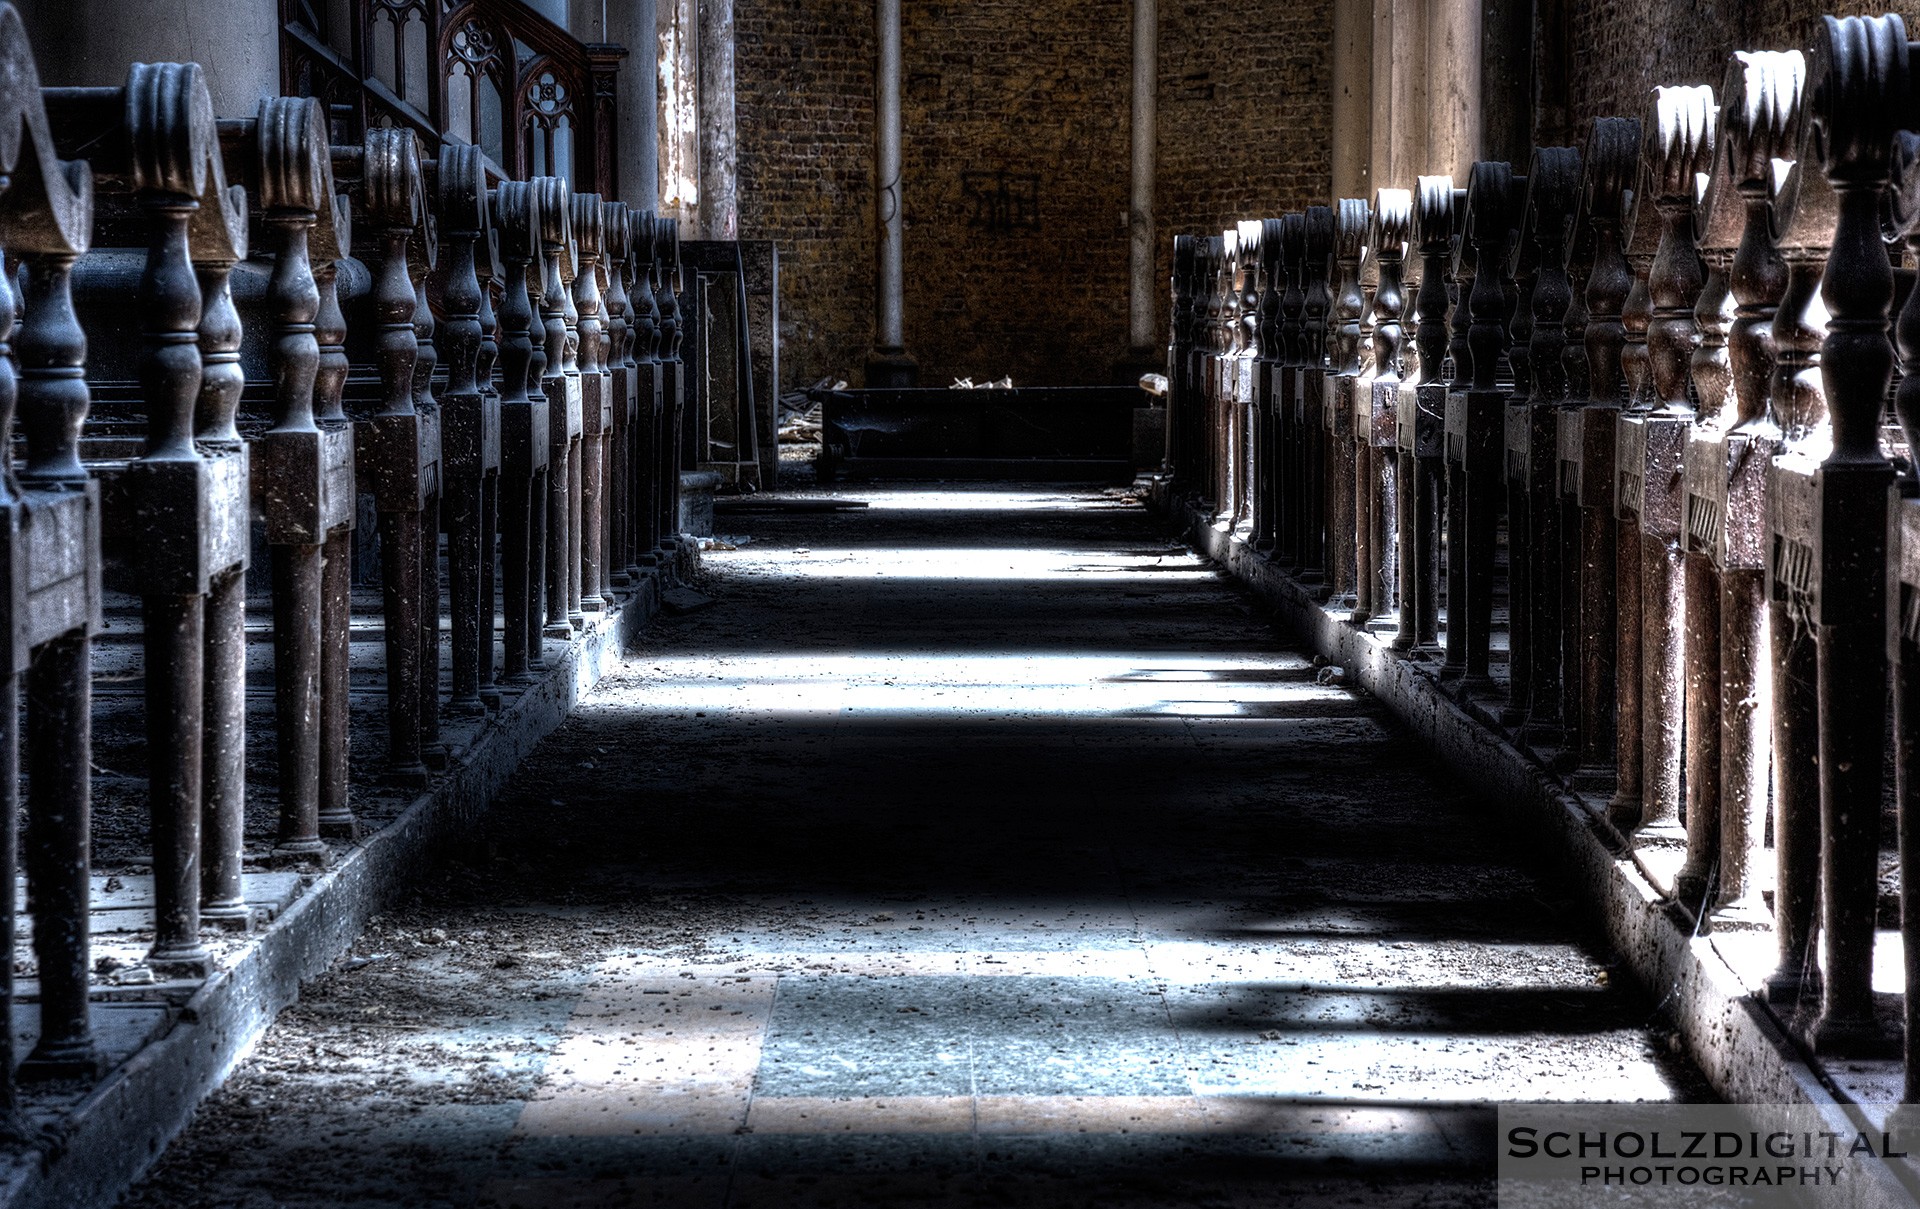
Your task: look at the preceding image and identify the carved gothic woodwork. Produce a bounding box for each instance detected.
[278,0,622,197]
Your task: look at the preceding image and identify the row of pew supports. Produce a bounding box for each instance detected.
[1160,10,1920,1101]
[0,0,697,1131]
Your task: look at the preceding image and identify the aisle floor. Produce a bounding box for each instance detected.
[124,486,1711,1209]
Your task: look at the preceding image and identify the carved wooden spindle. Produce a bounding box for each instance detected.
[632,211,665,565]
[249,96,357,861]
[559,207,585,622]
[434,145,492,720]
[1446,163,1524,693]
[1299,207,1334,589]
[1396,179,1452,654]
[1256,217,1283,553]
[1203,233,1227,512]
[493,182,549,685]
[0,2,102,1086]
[312,207,355,837]
[1803,13,1905,1056]
[532,177,577,637]
[1509,148,1582,746]
[1558,118,1640,783]
[1759,65,1833,1011]
[1610,86,1715,837]
[1325,199,1368,608]
[356,126,437,786]
[476,220,502,705]
[411,261,444,759]
[1442,187,1474,675]
[63,62,258,978]
[1679,52,1803,924]
[657,220,687,556]
[1360,191,1408,629]
[1277,215,1306,569]
[573,194,611,613]
[605,201,635,584]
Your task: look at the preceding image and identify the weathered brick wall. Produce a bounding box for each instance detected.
[734,0,876,392]
[736,1,1335,389]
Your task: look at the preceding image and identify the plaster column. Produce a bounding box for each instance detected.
[1368,0,1394,196]
[1127,0,1158,357]
[1388,0,1428,187]
[22,0,277,114]
[698,0,737,239]
[1427,0,1483,181]
[1329,0,1373,205]
[867,0,916,386]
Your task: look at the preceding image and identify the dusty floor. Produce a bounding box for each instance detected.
[121,485,1713,1208]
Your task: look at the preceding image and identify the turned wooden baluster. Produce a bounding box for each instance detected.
[75,62,255,977]
[1360,192,1408,627]
[1447,163,1524,693]
[493,182,549,684]
[573,194,611,614]
[356,127,437,786]
[1803,13,1905,1055]
[434,145,492,720]
[1277,215,1306,569]
[1558,117,1639,783]
[531,177,577,637]
[1610,87,1715,835]
[475,205,503,705]
[1396,179,1451,654]
[191,128,249,931]
[1299,207,1334,589]
[632,211,665,566]
[606,201,636,585]
[1326,200,1368,608]
[410,210,444,762]
[1607,159,1662,828]
[1441,187,1474,675]
[0,1,101,1088]
[1505,148,1582,737]
[1256,217,1284,553]
[1678,53,1802,922]
[1758,63,1833,1010]
[658,221,687,555]
[248,96,358,860]
[1202,234,1226,512]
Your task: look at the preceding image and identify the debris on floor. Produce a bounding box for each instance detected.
[661,587,717,615]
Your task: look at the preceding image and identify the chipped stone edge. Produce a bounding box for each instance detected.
[1172,505,1920,1209]
[0,547,698,1209]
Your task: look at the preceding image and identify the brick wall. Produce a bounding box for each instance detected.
[736,1,1335,390]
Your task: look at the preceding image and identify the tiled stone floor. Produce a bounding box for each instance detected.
[125,485,1713,1208]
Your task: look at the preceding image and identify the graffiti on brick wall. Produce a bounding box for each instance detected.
[960,170,1041,233]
